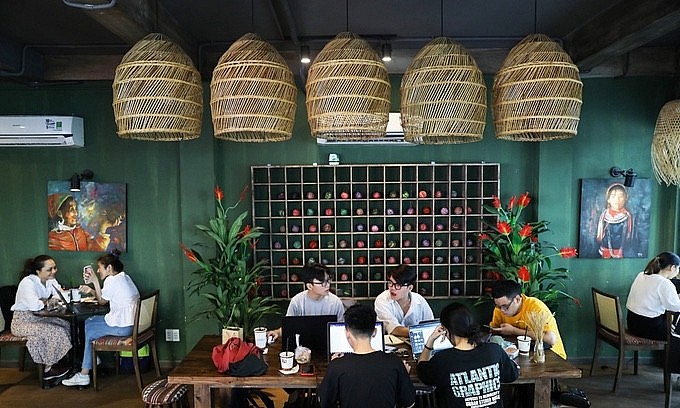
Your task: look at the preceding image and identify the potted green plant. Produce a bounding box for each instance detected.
[479,192,579,311]
[181,186,278,342]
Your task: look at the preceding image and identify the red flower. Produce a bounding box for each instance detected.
[239,185,249,202]
[531,235,538,242]
[250,238,259,249]
[518,192,531,208]
[497,221,512,235]
[559,247,578,258]
[492,195,501,209]
[180,243,198,263]
[517,265,530,282]
[479,233,490,241]
[572,297,581,306]
[519,224,532,238]
[507,196,516,210]
[239,224,251,238]
[214,186,224,201]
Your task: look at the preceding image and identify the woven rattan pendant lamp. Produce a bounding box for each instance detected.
[492,34,582,141]
[112,33,203,141]
[400,37,486,144]
[210,33,297,142]
[651,100,680,186]
[306,32,391,141]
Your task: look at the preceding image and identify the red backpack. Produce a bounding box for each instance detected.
[212,337,268,376]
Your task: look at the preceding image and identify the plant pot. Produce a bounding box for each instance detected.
[222,326,243,343]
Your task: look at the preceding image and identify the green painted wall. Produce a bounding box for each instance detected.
[0,75,675,364]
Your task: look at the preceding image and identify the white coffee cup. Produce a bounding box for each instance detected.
[254,327,268,349]
[71,289,81,302]
[517,335,531,355]
[279,351,294,370]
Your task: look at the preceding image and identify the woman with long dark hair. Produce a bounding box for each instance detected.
[626,251,680,340]
[417,302,519,407]
[11,255,71,384]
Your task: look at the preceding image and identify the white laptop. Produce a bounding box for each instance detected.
[408,320,453,359]
[327,321,385,360]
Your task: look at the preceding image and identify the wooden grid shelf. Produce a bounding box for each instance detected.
[251,163,500,300]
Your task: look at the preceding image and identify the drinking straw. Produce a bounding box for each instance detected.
[285,338,289,352]
[523,325,528,339]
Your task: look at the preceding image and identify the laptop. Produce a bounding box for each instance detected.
[408,320,453,359]
[50,284,71,311]
[326,321,385,360]
[281,315,337,355]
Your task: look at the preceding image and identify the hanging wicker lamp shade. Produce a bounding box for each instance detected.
[112,33,203,141]
[400,37,486,144]
[651,99,680,186]
[306,32,391,141]
[492,33,582,142]
[210,33,297,142]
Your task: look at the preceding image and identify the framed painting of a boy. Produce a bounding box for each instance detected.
[578,178,650,259]
[47,181,126,252]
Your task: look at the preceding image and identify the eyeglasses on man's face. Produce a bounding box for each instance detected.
[387,281,410,290]
[495,296,517,312]
[312,279,332,287]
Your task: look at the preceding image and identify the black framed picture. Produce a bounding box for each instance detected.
[578,178,651,259]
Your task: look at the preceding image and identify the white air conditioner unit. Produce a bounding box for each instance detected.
[316,112,414,145]
[0,116,84,147]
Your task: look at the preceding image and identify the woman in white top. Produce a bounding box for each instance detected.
[62,250,139,387]
[626,251,680,340]
[11,255,72,383]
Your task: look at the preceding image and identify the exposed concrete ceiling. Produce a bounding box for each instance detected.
[0,0,679,84]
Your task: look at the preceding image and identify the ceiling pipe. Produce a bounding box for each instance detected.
[62,0,117,10]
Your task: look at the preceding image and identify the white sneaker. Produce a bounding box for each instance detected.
[62,372,90,387]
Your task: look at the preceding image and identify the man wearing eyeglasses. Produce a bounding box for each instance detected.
[490,280,566,359]
[268,263,345,341]
[374,264,434,337]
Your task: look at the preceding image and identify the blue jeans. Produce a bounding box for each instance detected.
[82,315,133,370]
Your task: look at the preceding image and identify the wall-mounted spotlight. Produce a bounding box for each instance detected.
[300,45,311,64]
[610,166,637,187]
[381,42,392,62]
[69,169,94,192]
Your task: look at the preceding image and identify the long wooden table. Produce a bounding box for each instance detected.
[168,335,581,408]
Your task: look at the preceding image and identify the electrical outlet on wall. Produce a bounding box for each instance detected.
[165,329,180,342]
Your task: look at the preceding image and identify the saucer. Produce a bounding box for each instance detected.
[278,365,299,375]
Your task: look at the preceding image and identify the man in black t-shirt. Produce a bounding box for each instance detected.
[317,304,415,408]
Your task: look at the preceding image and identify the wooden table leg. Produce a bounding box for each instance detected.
[193,384,211,408]
[533,378,551,408]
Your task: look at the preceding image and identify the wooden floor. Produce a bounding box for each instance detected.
[1,360,679,407]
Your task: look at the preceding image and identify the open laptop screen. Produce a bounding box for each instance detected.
[326,321,384,359]
[408,320,453,359]
[281,315,337,355]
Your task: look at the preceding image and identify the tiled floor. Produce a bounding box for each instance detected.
[1,359,680,407]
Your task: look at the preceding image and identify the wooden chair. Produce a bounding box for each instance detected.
[0,285,28,371]
[664,311,679,408]
[91,290,161,391]
[590,287,668,392]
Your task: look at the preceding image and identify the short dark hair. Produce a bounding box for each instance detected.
[344,304,377,339]
[302,263,329,284]
[387,264,415,286]
[491,279,522,300]
[439,302,482,345]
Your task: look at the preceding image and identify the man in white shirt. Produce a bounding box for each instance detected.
[374,264,434,337]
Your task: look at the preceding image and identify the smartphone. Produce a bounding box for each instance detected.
[300,364,315,376]
[481,324,498,333]
[83,265,93,283]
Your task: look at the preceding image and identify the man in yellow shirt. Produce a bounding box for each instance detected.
[489,279,567,359]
